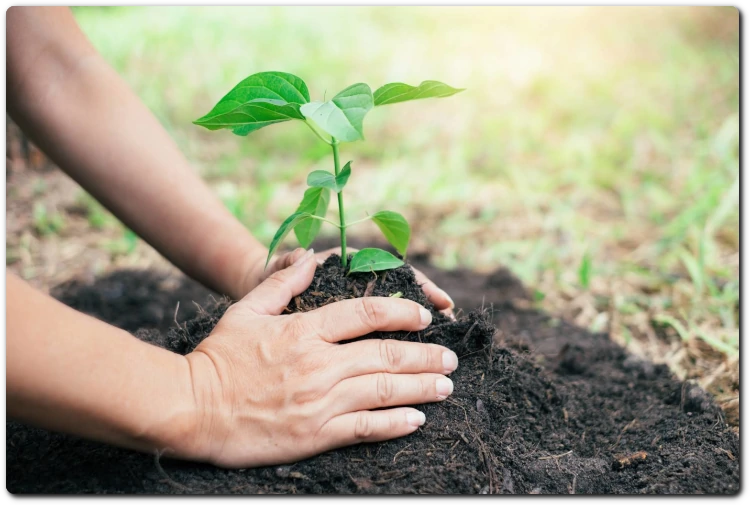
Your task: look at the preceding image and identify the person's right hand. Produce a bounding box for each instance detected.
[176,249,459,469]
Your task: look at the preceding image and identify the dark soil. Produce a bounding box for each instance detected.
[6,252,740,494]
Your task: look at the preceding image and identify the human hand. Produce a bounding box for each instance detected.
[257,247,455,314]
[179,249,458,468]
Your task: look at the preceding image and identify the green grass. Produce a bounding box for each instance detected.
[73,6,739,359]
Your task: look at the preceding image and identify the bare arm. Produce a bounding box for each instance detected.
[5,6,454,310]
[5,6,265,299]
[6,272,194,453]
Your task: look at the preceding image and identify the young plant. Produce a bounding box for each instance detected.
[194,71,463,273]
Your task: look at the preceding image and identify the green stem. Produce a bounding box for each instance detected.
[308,215,341,228]
[331,138,347,267]
[344,215,373,229]
[304,120,332,145]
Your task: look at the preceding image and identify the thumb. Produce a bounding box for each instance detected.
[266,248,308,276]
[239,249,317,316]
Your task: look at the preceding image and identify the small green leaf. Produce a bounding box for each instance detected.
[348,248,404,274]
[293,187,331,248]
[266,211,313,268]
[301,84,373,142]
[194,71,309,136]
[337,161,352,190]
[306,171,338,192]
[371,211,410,256]
[306,161,352,193]
[373,80,464,106]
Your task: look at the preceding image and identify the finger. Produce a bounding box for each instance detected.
[266,248,307,275]
[318,408,426,450]
[326,373,452,417]
[332,339,458,380]
[239,249,317,316]
[412,267,454,311]
[297,297,432,343]
[440,307,457,322]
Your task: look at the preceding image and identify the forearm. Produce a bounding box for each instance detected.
[6,7,266,299]
[6,272,196,455]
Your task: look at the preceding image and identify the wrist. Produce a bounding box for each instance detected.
[177,349,232,464]
[126,351,202,459]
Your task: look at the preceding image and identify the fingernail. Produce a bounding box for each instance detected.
[441,289,455,309]
[293,248,314,266]
[442,351,458,373]
[419,307,432,327]
[290,248,306,264]
[406,411,426,427]
[436,378,454,400]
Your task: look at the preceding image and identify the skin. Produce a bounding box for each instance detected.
[5,7,457,466]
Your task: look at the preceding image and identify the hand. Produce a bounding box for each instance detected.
[179,249,459,468]
[258,247,455,314]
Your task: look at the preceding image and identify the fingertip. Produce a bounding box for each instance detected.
[288,247,307,266]
[419,307,432,328]
[293,248,315,267]
[405,410,426,428]
[433,287,454,310]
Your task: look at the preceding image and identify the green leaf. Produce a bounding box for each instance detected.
[300,84,373,142]
[371,211,410,256]
[306,171,338,192]
[336,161,352,190]
[266,211,313,268]
[293,187,331,248]
[373,80,464,106]
[348,248,404,274]
[194,71,309,136]
[306,161,352,193]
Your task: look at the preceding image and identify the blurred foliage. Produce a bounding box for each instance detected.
[73,6,739,366]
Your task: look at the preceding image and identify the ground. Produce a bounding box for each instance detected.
[5,256,740,494]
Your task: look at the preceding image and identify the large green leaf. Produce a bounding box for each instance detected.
[300,84,373,142]
[194,71,310,136]
[373,80,464,106]
[293,187,331,248]
[371,210,411,256]
[306,161,352,193]
[348,248,404,274]
[266,211,313,268]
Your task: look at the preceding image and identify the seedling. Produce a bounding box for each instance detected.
[194,71,463,273]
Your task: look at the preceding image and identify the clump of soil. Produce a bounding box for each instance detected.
[6,256,739,494]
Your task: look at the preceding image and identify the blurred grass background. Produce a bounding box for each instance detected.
[68,6,737,414]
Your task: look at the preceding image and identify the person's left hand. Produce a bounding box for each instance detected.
[247,247,455,315]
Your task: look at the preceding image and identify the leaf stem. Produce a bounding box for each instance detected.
[308,215,341,228]
[343,215,373,229]
[304,119,332,145]
[331,138,347,267]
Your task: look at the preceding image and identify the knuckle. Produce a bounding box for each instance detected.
[375,373,394,405]
[379,340,403,372]
[418,377,431,399]
[421,345,437,370]
[264,271,293,294]
[356,299,384,332]
[354,412,375,440]
[285,314,314,341]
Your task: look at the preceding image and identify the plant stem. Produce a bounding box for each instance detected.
[304,120,332,145]
[331,138,347,267]
[344,215,373,229]
[308,215,341,228]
